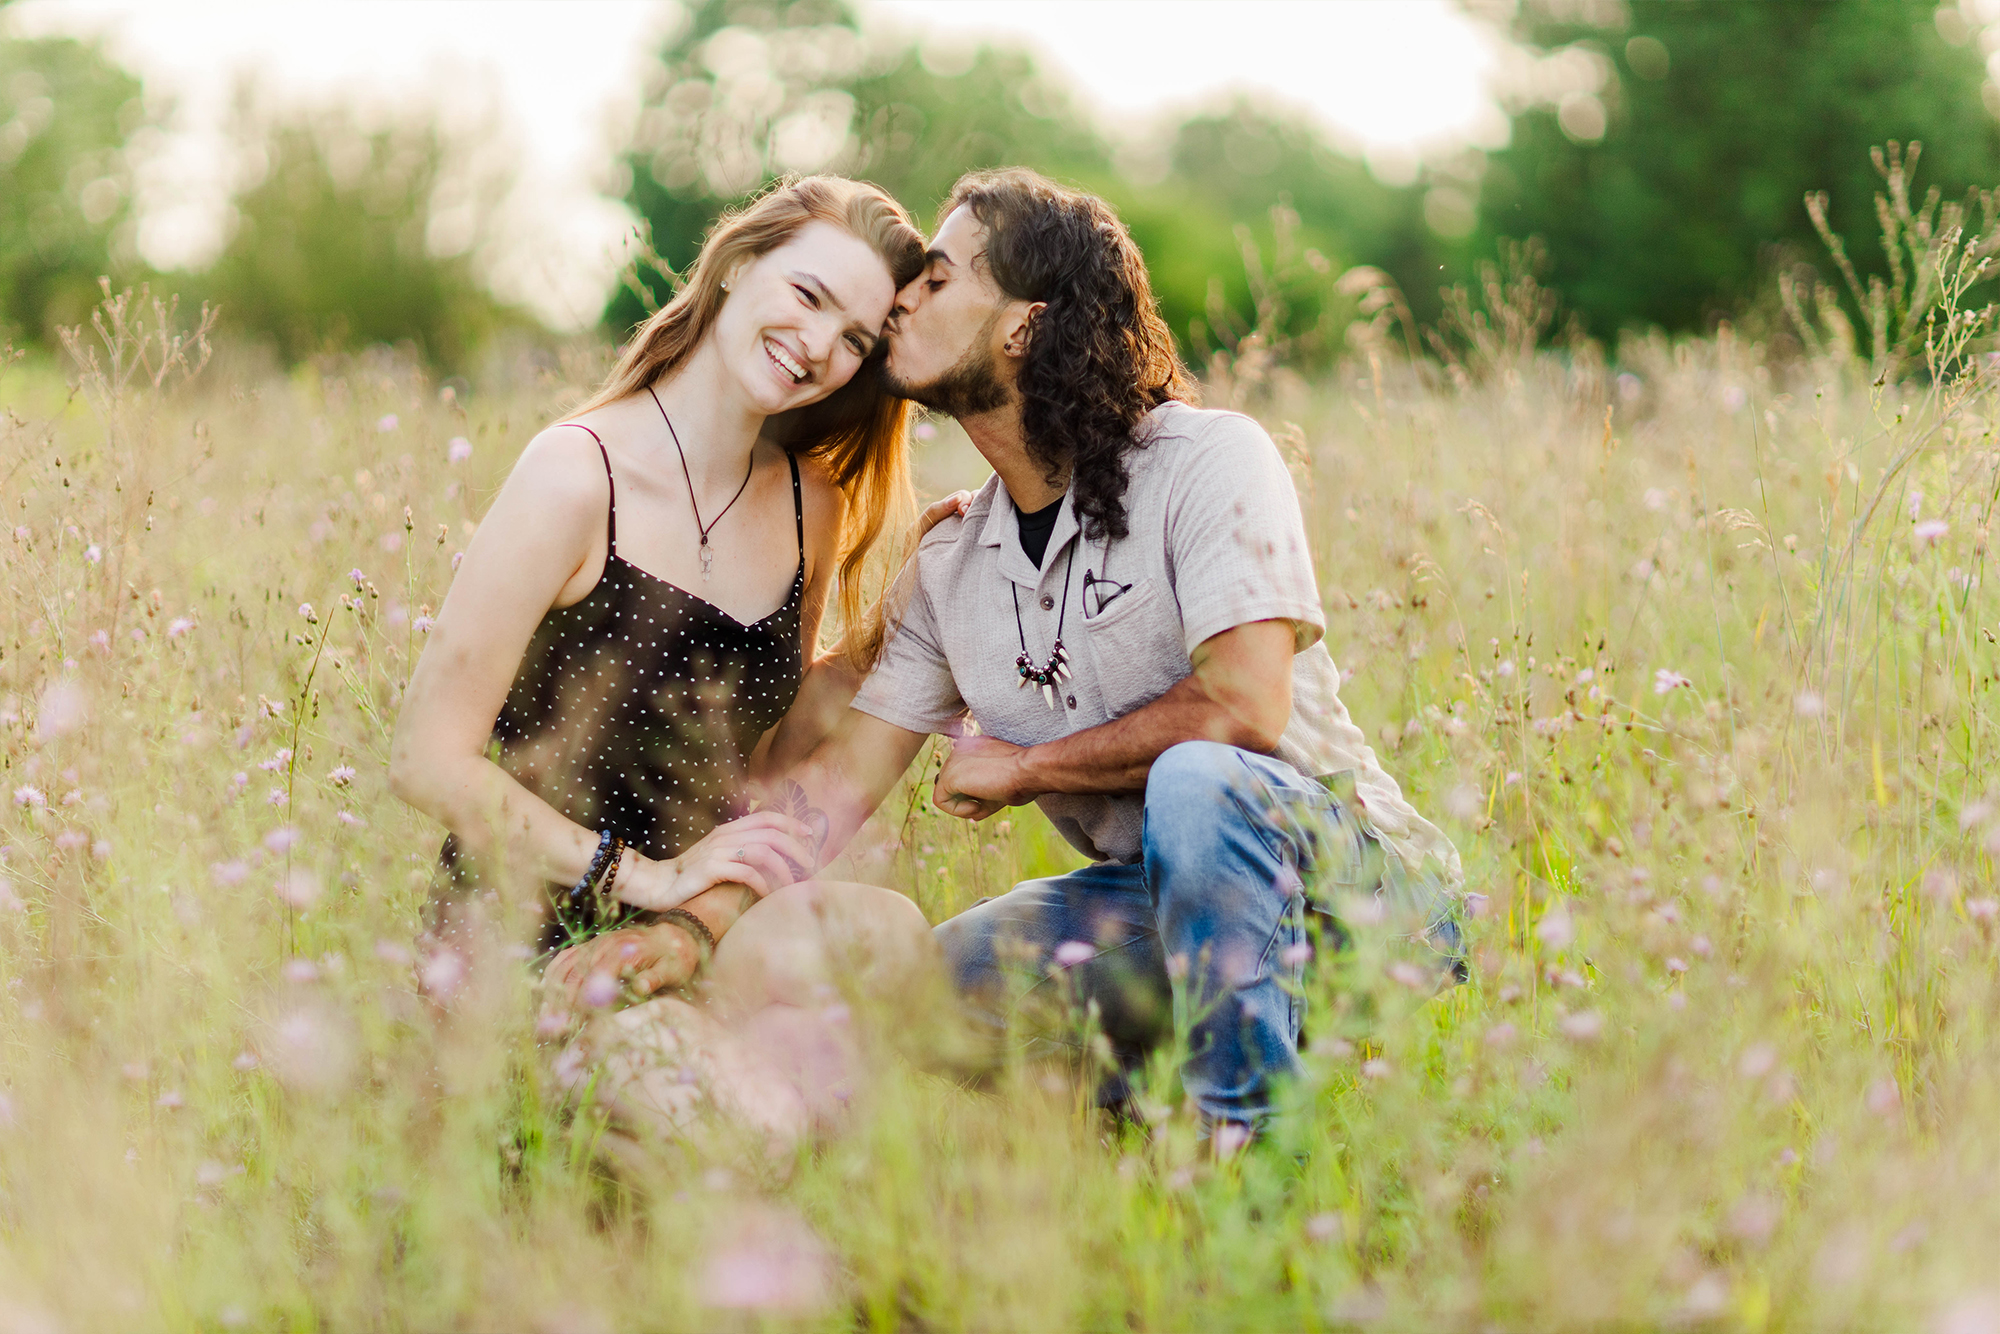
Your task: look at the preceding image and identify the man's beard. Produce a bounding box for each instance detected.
[884,312,1011,418]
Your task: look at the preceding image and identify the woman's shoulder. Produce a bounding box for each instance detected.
[794,450,847,533]
[503,419,616,519]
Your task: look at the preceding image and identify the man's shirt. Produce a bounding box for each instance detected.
[852,401,1460,886]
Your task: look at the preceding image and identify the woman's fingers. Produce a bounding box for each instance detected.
[727,844,799,897]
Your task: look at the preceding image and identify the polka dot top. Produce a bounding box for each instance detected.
[442,425,804,938]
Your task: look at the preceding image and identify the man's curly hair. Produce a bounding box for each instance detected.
[945,169,1196,541]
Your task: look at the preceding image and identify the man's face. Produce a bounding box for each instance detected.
[883,205,1011,418]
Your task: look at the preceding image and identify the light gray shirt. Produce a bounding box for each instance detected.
[852,401,1460,886]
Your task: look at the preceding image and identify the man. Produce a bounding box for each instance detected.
[765,168,1463,1135]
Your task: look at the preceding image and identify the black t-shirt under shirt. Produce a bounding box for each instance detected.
[1017,496,1063,569]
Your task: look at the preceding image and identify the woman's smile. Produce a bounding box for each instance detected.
[764,336,810,385]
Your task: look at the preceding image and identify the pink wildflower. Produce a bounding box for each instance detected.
[447,437,473,463]
[701,1205,836,1314]
[1560,1010,1605,1042]
[1654,668,1693,695]
[1052,941,1096,967]
[376,414,399,432]
[1915,518,1949,544]
[274,869,320,909]
[579,971,619,1008]
[328,765,355,787]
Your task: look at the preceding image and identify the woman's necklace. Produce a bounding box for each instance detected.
[1012,543,1076,710]
[647,383,754,582]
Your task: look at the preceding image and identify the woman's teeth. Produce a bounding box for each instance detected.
[765,339,807,384]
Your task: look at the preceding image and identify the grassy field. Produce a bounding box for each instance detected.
[5,284,2000,1332]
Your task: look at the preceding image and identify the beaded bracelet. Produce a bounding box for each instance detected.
[636,906,716,966]
[567,830,625,914]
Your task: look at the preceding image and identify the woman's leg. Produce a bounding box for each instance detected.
[578,881,960,1157]
[704,880,938,1014]
[576,994,818,1156]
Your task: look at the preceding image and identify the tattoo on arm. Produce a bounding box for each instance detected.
[764,779,830,880]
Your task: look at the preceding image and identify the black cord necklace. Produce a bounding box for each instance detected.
[1012,543,1076,710]
[647,383,754,582]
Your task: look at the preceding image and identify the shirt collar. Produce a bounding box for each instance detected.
[980,477,1081,587]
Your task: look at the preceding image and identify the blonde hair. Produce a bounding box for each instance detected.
[578,176,925,666]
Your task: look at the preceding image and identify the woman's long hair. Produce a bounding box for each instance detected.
[577,176,925,667]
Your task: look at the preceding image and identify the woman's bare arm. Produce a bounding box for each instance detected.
[389,426,810,915]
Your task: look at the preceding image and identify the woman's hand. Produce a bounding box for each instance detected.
[911,490,972,546]
[543,922,700,1011]
[616,811,817,910]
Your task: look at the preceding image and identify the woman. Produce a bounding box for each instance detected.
[389,178,958,1133]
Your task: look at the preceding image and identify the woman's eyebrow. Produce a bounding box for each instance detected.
[792,270,878,345]
[791,271,843,310]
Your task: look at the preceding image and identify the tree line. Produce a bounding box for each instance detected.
[3,0,1996,370]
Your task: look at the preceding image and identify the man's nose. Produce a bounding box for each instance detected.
[892,277,925,321]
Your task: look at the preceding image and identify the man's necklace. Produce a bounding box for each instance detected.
[647,383,754,582]
[1012,543,1076,710]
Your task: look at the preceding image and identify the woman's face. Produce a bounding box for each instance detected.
[711,220,899,416]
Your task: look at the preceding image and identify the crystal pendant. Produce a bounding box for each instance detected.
[699,535,714,581]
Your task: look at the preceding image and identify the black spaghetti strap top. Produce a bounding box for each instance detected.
[438,425,806,941]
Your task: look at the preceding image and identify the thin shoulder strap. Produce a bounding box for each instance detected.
[555,422,614,553]
[787,450,804,562]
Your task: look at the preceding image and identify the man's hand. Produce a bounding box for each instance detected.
[934,733,1031,821]
[542,923,700,1013]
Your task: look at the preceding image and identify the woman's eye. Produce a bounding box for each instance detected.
[845,335,867,355]
[793,284,818,307]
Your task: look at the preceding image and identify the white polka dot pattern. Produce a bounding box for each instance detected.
[438,429,804,944]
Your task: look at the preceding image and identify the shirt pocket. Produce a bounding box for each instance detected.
[1078,577,1189,716]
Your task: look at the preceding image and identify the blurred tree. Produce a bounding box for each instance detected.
[609,0,1110,334]
[1124,103,1462,349]
[1478,0,2000,338]
[0,32,145,343]
[198,109,527,368]
[609,0,1455,367]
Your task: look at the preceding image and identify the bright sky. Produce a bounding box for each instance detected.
[8,0,1504,329]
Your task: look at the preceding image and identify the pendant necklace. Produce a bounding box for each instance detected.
[648,383,754,582]
[1012,543,1076,710]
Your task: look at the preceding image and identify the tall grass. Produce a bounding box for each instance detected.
[7,261,2000,1331]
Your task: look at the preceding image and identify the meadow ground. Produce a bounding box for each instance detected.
[6,289,2000,1332]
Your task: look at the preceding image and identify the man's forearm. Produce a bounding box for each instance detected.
[768,708,931,873]
[1015,674,1272,796]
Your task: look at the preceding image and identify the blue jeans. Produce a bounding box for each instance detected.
[934,740,1459,1126]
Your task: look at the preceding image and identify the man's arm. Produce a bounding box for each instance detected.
[773,706,934,871]
[932,618,1296,820]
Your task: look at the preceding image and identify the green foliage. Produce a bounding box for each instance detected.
[607,0,1435,363]
[0,34,144,344]
[1479,0,2000,340]
[609,0,1111,334]
[1130,103,1459,347]
[196,110,526,369]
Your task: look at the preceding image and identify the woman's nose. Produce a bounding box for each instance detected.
[800,315,837,363]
